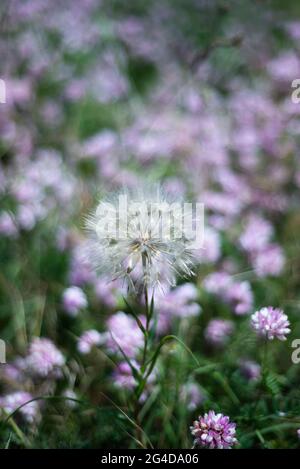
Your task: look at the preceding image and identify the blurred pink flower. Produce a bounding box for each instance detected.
[204,272,253,315]
[112,361,138,390]
[0,212,18,237]
[252,244,285,277]
[267,52,300,84]
[239,215,273,253]
[194,226,221,264]
[225,281,253,315]
[155,283,201,333]
[180,382,205,411]
[205,319,234,346]
[0,392,39,423]
[106,312,144,358]
[239,359,261,382]
[77,330,105,354]
[62,286,88,316]
[26,338,65,377]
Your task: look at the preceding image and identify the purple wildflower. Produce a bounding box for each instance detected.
[0,391,39,423]
[267,52,300,85]
[286,21,300,40]
[1,357,27,382]
[251,307,291,341]
[106,311,144,358]
[93,276,124,308]
[26,338,65,377]
[180,383,205,411]
[194,226,221,264]
[239,360,261,382]
[225,281,253,315]
[191,411,238,449]
[203,272,232,295]
[77,329,105,354]
[252,244,285,278]
[62,286,87,316]
[0,211,18,237]
[239,215,273,254]
[112,361,138,390]
[203,272,253,315]
[112,361,157,402]
[205,319,234,346]
[155,283,201,333]
[69,244,96,286]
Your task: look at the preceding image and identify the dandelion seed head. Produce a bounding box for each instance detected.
[85,185,197,293]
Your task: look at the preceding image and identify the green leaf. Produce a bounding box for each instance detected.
[145,335,200,380]
[266,373,281,396]
[123,296,146,335]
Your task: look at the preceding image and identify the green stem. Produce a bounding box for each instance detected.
[133,255,153,447]
[7,416,28,447]
[261,339,269,389]
[252,340,269,418]
[244,422,300,440]
[142,286,150,370]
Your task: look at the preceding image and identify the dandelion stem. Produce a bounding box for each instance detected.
[133,254,153,447]
[142,285,150,369]
[141,252,152,371]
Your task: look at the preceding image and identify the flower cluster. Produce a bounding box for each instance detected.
[0,392,39,423]
[77,329,105,354]
[251,307,291,341]
[205,319,234,346]
[180,383,205,411]
[239,215,285,278]
[26,338,65,377]
[203,272,253,315]
[62,286,88,316]
[155,283,201,333]
[239,360,261,382]
[106,312,144,358]
[191,411,238,449]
